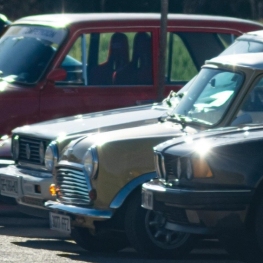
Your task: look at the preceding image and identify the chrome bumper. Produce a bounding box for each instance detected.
[45,200,114,219]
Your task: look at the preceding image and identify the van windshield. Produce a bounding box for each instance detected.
[0,25,67,84]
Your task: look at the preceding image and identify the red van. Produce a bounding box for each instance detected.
[0,13,262,137]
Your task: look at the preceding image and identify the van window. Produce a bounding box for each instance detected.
[57,31,153,86]
[165,32,236,84]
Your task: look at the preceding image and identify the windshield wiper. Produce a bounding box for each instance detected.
[167,113,212,128]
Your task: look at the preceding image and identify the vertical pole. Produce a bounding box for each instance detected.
[157,0,168,102]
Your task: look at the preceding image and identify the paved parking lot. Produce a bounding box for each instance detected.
[0,203,245,263]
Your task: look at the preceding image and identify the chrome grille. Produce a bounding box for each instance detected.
[56,166,91,205]
[18,136,51,165]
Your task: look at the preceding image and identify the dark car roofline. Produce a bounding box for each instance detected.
[12,13,263,29]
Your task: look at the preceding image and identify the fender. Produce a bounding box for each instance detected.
[109,171,157,209]
[0,138,14,167]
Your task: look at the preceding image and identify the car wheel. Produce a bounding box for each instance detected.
[124,192,196,258]
[219,198,263,263]
[71,227,129,252]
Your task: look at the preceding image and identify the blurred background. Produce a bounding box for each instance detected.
[2,0,263,22]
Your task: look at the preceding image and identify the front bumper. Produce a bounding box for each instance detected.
[45,200,114,228]
[0,165,54,213]
[142,180,254,235]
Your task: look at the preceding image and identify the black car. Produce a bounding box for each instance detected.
[142,125,263,262]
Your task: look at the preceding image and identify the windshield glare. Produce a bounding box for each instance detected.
[171,68,244,126]
[0,25,67,83]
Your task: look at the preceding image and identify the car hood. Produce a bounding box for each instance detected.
[157,125,263,155]
[65,121,198,164]
[12,104,168,140]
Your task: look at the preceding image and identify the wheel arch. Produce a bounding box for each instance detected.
[109,171,157,210]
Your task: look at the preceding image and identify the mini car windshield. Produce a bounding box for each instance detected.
[170,67,244,126]
[0,25,67,83]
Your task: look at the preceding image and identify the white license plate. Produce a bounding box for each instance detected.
[142,189,153,210]
[0,175,20,197]
[49,212,71,234]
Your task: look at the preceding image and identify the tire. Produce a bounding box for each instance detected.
[219,197,263,263]
[71,227,129,252]
[124,192,196,258]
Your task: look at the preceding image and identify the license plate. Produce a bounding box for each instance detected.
[0,175,20,197]
[49,212,71,234]
[142,189,153,210]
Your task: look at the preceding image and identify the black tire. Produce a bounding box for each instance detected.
[219,197,263,263]
[219,230,262,263]
[71,227,129,252]
[124,192,196,258]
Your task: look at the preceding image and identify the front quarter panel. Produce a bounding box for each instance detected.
[93,136,177,208]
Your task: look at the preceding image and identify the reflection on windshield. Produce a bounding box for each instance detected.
[171,68,244,126]
[220,39,263,56]
[0,25,67,83]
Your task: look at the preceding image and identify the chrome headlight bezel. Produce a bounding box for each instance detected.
[83,146,98,179]
[12,135,19,161]
[44,142,58,172]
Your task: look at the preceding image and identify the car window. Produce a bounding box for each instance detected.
[165,32,236,84]
[0,25,67,84]
[57,31,153,86]
[172,68,244,125]
[232,76,263,125]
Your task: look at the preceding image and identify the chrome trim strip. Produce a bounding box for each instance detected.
[18,162,48,171]
[143,183,252,194]
[110,171,157,209]
[45,200,113,219]
[154,152,161,178]
[160,153,167,180]
[57,160,84,169]
[165,221,213,235]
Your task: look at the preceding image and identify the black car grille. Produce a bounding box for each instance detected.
[56,166,91,205]
[164,154,177,178]
[163,207,189,225]
[18,137,51,165]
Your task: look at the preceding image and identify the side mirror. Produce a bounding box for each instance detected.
[46,68,67,82]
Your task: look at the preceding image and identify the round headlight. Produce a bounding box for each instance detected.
[83,147,98,179]
[45,145,55,171]
[12,135,19,161]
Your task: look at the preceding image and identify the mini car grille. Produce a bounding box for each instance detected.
[18,137,51,165]
[56,166,91,206]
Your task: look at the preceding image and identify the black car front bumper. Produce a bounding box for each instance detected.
[142,180,254,235]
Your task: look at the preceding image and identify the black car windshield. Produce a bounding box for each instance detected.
[0,25,67,84]
[170,67,244,126]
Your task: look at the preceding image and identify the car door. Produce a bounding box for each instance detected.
[39,28,157,121]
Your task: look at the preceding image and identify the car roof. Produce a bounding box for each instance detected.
[12,13,263,31]
[236,29,263,41]
[207,52,263,70]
